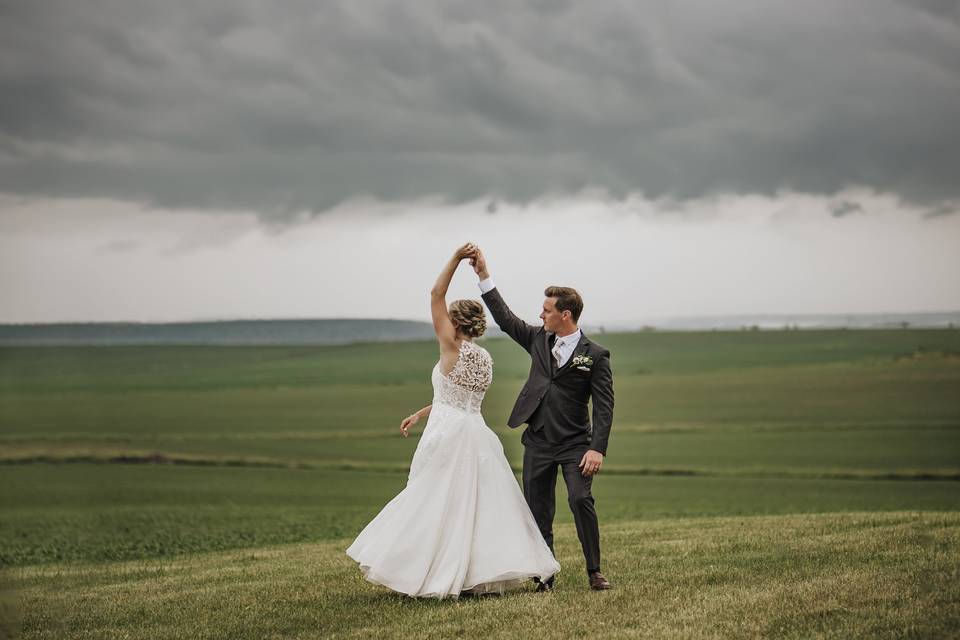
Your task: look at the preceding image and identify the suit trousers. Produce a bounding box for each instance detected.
[521,428,601,577]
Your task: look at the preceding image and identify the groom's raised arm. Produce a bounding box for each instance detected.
[480,283,538,353]
[471,249,538,352]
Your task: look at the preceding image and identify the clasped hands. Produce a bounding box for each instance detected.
[451,242,486,276]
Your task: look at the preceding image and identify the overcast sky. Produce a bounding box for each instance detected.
[2,0,958,323]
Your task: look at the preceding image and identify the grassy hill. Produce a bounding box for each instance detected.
[0,318,443,346]
[1,329,959,637]
[8,513,958,639]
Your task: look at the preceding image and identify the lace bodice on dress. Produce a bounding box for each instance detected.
[431,340,493,414]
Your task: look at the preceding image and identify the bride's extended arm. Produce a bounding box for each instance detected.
[400,404,432,437]
[430,242,476,351]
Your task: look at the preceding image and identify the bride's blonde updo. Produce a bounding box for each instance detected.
[448,299,486,338]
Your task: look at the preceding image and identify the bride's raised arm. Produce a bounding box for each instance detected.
[430,243,476,355]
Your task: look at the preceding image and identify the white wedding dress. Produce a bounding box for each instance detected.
[346,340,560,598]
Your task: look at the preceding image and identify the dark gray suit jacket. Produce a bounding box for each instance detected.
[481,286,614,455]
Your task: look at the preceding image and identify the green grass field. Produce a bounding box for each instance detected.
[2,329,959,638]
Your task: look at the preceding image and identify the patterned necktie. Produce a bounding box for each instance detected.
[552,339,564,369]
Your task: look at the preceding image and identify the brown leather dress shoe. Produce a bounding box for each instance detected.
[589,571,612,590]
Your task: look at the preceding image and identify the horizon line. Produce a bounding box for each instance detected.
[2,309,959,327]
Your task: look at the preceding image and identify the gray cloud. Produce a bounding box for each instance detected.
[923,201,960,218]
[1,0,959,218]
[95,239,142,254]
[829,200,864,218]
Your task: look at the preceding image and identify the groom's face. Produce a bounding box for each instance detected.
[540,297,566,333]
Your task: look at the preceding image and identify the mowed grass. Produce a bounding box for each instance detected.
[1,329,959,637]
[7,512,959,639]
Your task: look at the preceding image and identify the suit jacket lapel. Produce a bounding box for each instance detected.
[542,332,556,373]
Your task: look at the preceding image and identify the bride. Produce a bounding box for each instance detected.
[346,243,560,599]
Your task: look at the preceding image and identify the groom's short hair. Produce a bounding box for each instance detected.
[544,286,584,322]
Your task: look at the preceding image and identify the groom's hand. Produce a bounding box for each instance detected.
[469,247,489,279]
[579,450,604,477]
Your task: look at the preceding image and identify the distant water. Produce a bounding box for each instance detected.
[596,311,960,332]
[0,312,956,346]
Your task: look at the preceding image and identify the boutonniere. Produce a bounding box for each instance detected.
[571,354,593,368]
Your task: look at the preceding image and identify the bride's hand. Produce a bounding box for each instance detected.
[400,413,420,438]
[453,242,478,262]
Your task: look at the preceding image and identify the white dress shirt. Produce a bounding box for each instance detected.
[478,277,581,367]
[477,276,496,294]
[551,328,582,367]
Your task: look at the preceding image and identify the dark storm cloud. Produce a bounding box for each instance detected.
[1,0,959,217]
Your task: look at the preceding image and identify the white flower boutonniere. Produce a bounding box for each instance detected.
[571,354,593,370]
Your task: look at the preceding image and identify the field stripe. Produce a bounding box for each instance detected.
[2,420,956,443]
[3,450,958,481]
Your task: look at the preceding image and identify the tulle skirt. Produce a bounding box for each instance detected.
[345,403,560,599]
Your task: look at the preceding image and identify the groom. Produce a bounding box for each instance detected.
[469,247,614,592]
